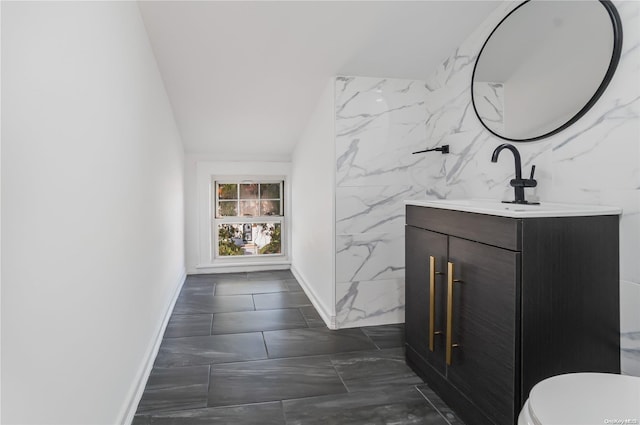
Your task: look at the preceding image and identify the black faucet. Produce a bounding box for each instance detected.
[491,143,539,204]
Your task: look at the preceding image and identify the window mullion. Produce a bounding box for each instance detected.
[258,183,261,216]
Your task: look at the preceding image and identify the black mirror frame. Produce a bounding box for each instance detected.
[471,0,623,143]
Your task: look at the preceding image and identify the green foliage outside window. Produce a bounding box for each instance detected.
[218,184,237,200]
[218,201,237,217]
[218,224,243,256]
[259,223,281,255]
[260,183,280,199]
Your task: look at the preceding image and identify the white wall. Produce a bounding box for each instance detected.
[291,79,336,327]
[1,2,185,424]
[0,2,3,420]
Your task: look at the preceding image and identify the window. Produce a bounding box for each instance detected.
[213,180,284,257]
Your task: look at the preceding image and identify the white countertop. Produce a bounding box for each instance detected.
[405,199,622,218]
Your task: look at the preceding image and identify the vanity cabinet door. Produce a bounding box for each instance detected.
[405,225,448,375]
[446,236,519,425]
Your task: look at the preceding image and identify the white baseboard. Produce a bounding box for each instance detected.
[193,261,291,274]
[291,266,336,329]
[118,268,187,425]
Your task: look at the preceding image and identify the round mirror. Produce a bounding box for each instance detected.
[471,0,622,142]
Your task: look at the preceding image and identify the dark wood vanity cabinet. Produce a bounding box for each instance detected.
[405,205,620,425]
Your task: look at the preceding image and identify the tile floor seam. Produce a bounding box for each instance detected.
[206,364,212,408]
[415,384,453,425]
[208,353,337,369]
[362,329,382,350]
[297,307,310,328]
[207,328,305,337]
[330,362,352,393]
[214,307,307,314]
[261,331,270,358]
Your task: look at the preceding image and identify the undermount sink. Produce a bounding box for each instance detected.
[404,199,622,218]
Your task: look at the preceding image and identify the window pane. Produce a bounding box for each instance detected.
[218,224,244,256]
[260,183,281,199]
[260,200,281,216]
[218,183,237,200]
[240,183,258,199]
[258,223,281,255]
[217,222,281,256]
[239,200,259,216]
[218,201,237,217]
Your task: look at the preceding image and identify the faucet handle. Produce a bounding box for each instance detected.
[524,165,537,188]
[512,165,538,188]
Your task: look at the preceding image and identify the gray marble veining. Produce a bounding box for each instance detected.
[139,402,285,425]
[331,348,422,392]
[154,333,267,367]
[253,291,312,310]
[263,327,376,358]
[164,314,213,338]
[136,365,209,414]
[336,185,421,235]
[172,294,255,315]
[361,324,405,349]
[210,308,307,334]
[208,356,346,407]
[214,281,289,296]
[336,233,404,283]
[335,77,429,189]
[336,280,404,328]
[472,82,504,134]
[282,387,447,425]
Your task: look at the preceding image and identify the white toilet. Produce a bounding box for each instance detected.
[518,373,640,425]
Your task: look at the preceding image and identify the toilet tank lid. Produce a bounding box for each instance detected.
[529,373,640,425]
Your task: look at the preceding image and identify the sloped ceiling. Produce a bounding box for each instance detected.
[138,1,500,157]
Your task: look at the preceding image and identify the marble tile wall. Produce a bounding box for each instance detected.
[333,1,640,374]
[472,82,505,135]
[334,76,429,328]
[420,0,639,375]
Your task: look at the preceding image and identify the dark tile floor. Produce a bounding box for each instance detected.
[133,271,464,425]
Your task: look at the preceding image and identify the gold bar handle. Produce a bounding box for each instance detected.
[429,256,444,352]
[446,261,462,365]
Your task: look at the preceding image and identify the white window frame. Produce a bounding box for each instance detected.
[213,180,285,259]
[195,161,292,272]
